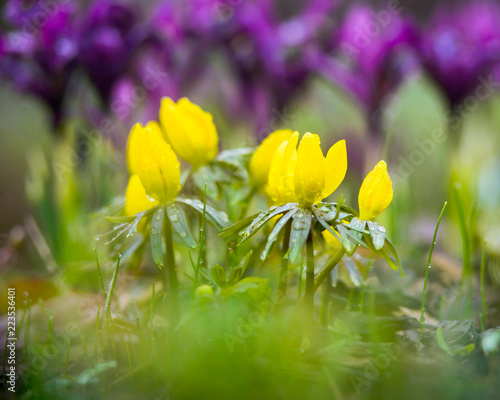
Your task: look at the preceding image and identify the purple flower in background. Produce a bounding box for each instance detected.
[0,0,78,127]
[420,0,500,107]
[79,0,147,104]
[220,0,338,137]
[314,3,418,135]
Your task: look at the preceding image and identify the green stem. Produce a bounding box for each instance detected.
[480,239,488,331]
[164,217,180,323]
[304,232,315,323]
[418,201,447,350]
[320,274,331,327]
[359,254,374,313]
[314,248,346,292]
[454,185,471,287]
[278,222,291,304]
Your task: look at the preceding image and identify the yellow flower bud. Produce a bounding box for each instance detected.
[358,161,393,221]
[195,284,214,297]
[267,132,347,207]
[125,174,158,216]
[249,129,293,191]
[159,97,218,169]
[128,121,181,204]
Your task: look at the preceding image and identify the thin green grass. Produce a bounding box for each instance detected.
[418,201,447,350]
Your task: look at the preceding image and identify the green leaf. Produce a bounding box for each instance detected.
[177,198,231,231]
[227,266,244,285]
[238,204,296,246]
[367,221,386,250]
[436,326,452,354]
[451,343,475,356]
[312,209,342,242]
[343,257,363,286]
[289,208,312,264]
[105,215,137,223]
[150,207,165,269]
[337,225,357,256]
[211,265,227,287]
[166,203,198,249]
[220,213,259,241]
[193,165,220,199]
[383,238,404,278]
[347,218,368,233]
[261,209,297,261]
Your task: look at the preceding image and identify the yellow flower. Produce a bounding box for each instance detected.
[249,129,293,191]
[125,174,159,216]
[268,132,347,207]
[126,123,142,175]
[358,161,393,221]
[159,97,218,169]
[127,121,181,204]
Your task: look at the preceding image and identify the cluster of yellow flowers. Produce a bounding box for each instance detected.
[249,129,393,220]
[125,98,218,216]
[125,97,393,224]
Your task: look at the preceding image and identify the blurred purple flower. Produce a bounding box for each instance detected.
[314,3,419,135]
[420,0,500,107]
[1,0,78,126]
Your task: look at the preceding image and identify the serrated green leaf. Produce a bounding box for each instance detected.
[367,221,386,250]
[166,203,198,249]
[150,207,165,269]
[239,204,296,246]
[337,224,357,256]
[289,208,312,264]
[313,209,342,241]
[261,209,297,261]
[177,198,231,231]
[220,213,259,241]
[347,218,368,233]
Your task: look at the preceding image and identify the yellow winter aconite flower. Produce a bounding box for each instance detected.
[268,132,347,207]
[249,129,293,191]
[358,161,393,221]
[127,121,181,204]
[125,174,158,216]
[159,97,218,169]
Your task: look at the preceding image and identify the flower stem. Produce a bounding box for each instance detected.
[304,232,315,323]
[278,221,291,304]
[164,217,180,324]
[314,248,346,292]
[320,274,331,327]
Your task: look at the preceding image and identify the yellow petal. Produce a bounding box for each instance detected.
[293,132,326,206]
[135,121,181,203]
[267,132,299,205]
[249,129,293,190]
[321,139,347,200]
[159,97,218,169]
[358,161,393,221]
[126,123,142,174]
[125,174,159,216]
[322,230,342,252]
